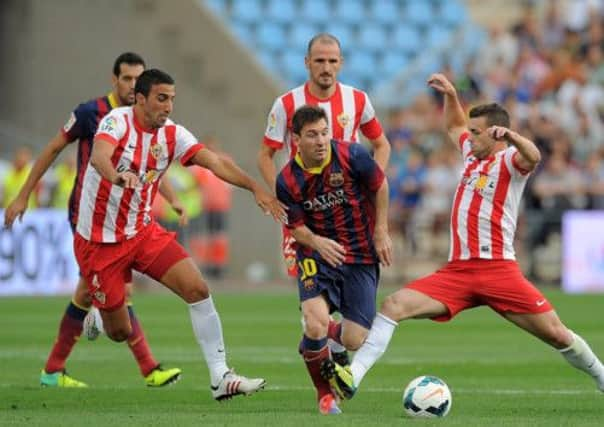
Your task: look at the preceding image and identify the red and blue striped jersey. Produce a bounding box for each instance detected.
[60,93,118,226]
[276,139,385,264]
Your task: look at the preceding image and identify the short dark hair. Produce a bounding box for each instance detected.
[469,103,510,128]
[112,52,146,77]
[134,69,174,98]
[292,105,328,135]
[307,33,341,55]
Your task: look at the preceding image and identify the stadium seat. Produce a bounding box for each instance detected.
[392,26,422,55]
[405,1,434,28]
[346,51,376,80]
[328,23,355,50]
[300,0,332,25]
[357,25,388,53]
[256,23,287,52]
[289,24,321,50]
[280,50,308,86]
[258,51,279,72]
[231,0,263,24]
[333,0,366,25]
[426,26,453,50]
[266,0,296,25]
[437,0,468,27]
[380,52,409,79]
[368,0,401,26]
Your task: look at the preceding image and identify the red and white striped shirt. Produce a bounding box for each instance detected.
[449,132,531,261]
[76,106,203,243]
[263,82,383,157]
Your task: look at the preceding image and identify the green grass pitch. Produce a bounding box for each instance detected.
[0,288,602,426]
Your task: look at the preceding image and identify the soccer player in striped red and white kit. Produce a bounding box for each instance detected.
[4,53,183,388]
[258,33,390,279]
[76,68,284,400]
[325,73,604,400]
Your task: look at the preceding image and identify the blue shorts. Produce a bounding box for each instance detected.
[297,257,379,329]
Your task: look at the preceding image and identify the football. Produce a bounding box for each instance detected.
[402,375,452,418]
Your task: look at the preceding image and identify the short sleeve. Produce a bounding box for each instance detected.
[359,93,383,140]
[174,125,204,166]
[263,98,287,150]
[459,131,472,158]
[504,146,532,178]
[61,104,89,142]
[276,175,305,229]
[95,112,127,145]
[349,143,385,191]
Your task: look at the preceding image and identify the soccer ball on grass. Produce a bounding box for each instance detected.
[402,375,452,418]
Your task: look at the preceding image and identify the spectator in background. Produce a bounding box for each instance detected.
[393,149,426,255]
[585,151,604,209]
[192,136,233,279]
[50,149,77,209]
[2,146,36,208]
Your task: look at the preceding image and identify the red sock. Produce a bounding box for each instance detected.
[44,302,87,373]
[327,320,343,345]
[127,306,158,377]
[302,340,331,401]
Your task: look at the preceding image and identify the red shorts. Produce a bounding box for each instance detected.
[406,259,553,322]
[74,222,189,311]
[282,226,298,277]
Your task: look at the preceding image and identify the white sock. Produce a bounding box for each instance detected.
[350,313,397,387]
[189,296,230,386]
[559,331,604,391]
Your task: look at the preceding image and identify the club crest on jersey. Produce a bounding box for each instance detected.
[328,172,345,187]
[63,112,77,133]
[150,144,163,159]
[337,112,351,128]
[99,116,117,133]
[267,112,277,133]
[93,290,106,305]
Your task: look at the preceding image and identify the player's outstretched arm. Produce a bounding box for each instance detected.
[487,126,541,171]
[374,179,393,267]
[192,148,285,222]
[290,225,346,268]
[4,131,69,229]
[257,144,278,194]
[90,138,139,188]
[427,73,467,149]
[158,179,188,227]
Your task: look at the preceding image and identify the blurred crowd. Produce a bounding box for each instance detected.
[385,0,604,281]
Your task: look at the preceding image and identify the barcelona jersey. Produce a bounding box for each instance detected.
[60,93,118,226]
[276,139,385,264]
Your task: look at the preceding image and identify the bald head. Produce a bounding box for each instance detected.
[307,33,341,56]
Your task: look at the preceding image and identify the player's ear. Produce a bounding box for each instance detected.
[304,55,310,71]
[111,73,118,89]
[292,133,301,146]
[134,92,144,105]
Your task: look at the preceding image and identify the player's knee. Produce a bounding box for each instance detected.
[304,315,329,339]
[106,325,132,342]
[341,332,367,351]
[181,281,210,303]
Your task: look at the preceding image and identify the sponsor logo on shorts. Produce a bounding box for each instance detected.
[536,299,546,307]
[303,278,315,290]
